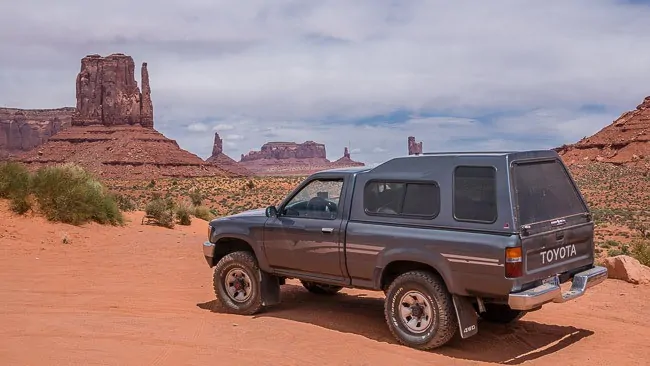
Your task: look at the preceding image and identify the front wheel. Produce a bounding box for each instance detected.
[384,270,458,350]
[300,280,343,295]
[479,304,526,324]
[212,251,263,315]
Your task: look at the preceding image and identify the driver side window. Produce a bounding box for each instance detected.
[282,178,344,220]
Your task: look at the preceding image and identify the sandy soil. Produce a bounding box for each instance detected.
[1,203,649,366]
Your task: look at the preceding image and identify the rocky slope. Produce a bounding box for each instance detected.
[239,141,364,175]
[557,96,650,169]
[13,53,236,179]
[0,107,75,156]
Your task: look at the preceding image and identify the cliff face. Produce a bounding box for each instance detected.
[557,96,650,169]
[0,107,75,154]
[71,53,153,128]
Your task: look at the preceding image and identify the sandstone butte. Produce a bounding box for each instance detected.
[13,53,238,179]
[408,136,423,155]
[556,95,650,171]
[238,140,364,176]
[205,132,252,176]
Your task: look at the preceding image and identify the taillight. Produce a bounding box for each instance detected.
[505,247,523,278]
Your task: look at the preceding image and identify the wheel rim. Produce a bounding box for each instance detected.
[398,290,434,333]
[224,268,253,302]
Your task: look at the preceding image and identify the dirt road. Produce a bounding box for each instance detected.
[1,205,649,365]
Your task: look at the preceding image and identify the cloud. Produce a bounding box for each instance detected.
[186,122,209,132]
[1,0,650,165]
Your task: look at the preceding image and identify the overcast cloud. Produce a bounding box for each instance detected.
[2,0,650,166]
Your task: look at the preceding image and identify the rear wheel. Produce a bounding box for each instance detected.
[384,270,458,350]
[479,304,526,324]
[300,280,343,295]
[212,251,263,315]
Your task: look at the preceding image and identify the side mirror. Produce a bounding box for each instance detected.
[265,205,278,218]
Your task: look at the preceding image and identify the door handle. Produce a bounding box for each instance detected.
[321,227,334,234]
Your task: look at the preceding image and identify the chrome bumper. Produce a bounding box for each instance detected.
[203,241,215,266]
[508,265,608,311]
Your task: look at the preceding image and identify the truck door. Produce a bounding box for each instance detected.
[263,175,347,285]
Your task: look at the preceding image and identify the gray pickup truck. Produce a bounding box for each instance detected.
[202,150,607,350]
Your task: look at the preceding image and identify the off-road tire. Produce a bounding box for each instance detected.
[479,304,526,324]
[384,270,458,350]
[212,251,263,315]
[300,280,343,295]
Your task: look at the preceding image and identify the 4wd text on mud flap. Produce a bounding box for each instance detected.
[540,244,577,265]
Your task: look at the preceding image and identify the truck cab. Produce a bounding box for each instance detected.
[202,150,607,350]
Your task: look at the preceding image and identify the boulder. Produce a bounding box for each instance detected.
[603,255,650,284]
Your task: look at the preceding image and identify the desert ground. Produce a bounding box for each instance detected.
[1,194,649,366]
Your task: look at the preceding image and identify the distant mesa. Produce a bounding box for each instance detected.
[239,141,364,176]
[556,95,650,170]
[408,136,422,155]
[11,53,239,179]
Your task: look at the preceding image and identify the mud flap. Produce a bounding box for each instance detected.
[452,294,479,339]
[259,270,281,306]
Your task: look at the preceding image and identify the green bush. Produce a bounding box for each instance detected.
[114,193,137,211]
[145,197,175,228]
[30,163,123,225]
[0,162,32,214]
[631,240,650,267]
[188,188,203,206]
[0,162,30,198]
[193,205,214,221]
[175,202,192,226]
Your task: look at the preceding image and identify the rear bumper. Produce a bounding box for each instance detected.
[203,241,215,266]
[508,265,608,311]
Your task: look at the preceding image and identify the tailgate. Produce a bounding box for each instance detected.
[511,158,594,281]
[522,219,594,277]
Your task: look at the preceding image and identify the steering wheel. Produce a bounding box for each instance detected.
[306,197,338,214]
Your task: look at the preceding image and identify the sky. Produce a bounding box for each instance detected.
[2,0,650,167]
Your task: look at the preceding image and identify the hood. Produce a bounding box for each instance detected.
[226,207,267,218]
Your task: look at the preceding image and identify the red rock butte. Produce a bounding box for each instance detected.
[408,136,423,155]
[205,132,252,176]
[239,141,364,176]
[557,96,650,170]
[13,53,239,179]
[1,107,75,156]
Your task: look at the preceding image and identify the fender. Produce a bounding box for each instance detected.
[210,226,272,273]
[373,247,459,295]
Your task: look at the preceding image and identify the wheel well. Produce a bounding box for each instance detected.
[212,237,255,266]
[380,261,447,291]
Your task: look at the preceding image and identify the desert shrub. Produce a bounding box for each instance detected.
[0,162,31,199]
[193,205,214,221]
[631,240,650,267]
[0,162,32,214]
[30,163,123,225]
[188,188,203,206]
[145,197,175,228]
[114,193,137,211]
[175,202,192,226]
